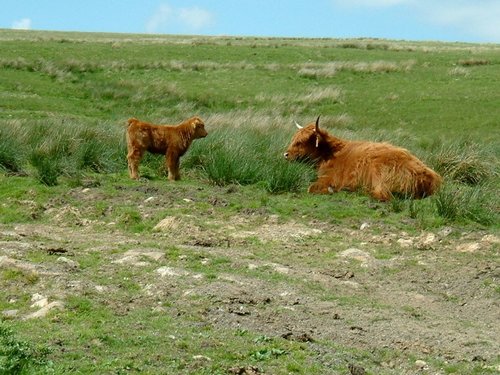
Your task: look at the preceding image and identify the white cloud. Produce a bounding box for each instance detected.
[333,0,500,42]
[178,6,214,30]
[12,18,32,30]
[423,1,500,42]
[146,4,173,34]
[146,3,214,34]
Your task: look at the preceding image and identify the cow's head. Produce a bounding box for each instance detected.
[284,116,326,162]
[189,116,208,138]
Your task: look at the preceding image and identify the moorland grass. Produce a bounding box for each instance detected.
[0,114,498,225]
[0,31,498,221]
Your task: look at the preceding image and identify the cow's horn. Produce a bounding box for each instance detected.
[315,116,321,147]
[294,120,303,129]
[315,116,321,132]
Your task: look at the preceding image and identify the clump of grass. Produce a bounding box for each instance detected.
[449,66,469,77]
[430,142,498,185]
[1,119,126,185]
[29,148,64,186]
[434,183,497,225]
[0,129,25,173]
[28,127,71,186]
[75,128,125,173]
[183,124,313,193]
[297,60,414,78]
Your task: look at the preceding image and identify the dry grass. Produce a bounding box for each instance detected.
[254,87,343,107]
[449,66,469,77]
[297,60,416,78]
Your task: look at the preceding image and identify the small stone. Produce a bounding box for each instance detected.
[24,301,64,320]
[192,355,211,361]
[156,267,188,277]
[417,232,437,250]
[153,217,179,231]
[456,242,481,253]
[2,310,19,318]
[397,238,414,248]
[359,222,370,230]
[30,297,49,309]
[438,227,453,237]
[31,293,46,303]
[415,359,428,370]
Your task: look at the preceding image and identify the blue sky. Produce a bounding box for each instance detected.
[2,1,500,43]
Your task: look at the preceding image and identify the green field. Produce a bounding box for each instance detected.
[0,29,499,374]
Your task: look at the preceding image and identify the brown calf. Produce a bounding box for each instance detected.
[126,116,207,180]
[285,117,442,201]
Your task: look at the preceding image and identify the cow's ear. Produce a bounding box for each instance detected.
[315,134,322,148]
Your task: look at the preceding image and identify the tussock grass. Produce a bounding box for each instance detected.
[255,87,343,106]
[0,119,125,185]
[429,142,498,185]
[435,183,497,225]
[0,128,24,173]
[449,66,469,77]
[297,60,415,78]
[183,123,314,193]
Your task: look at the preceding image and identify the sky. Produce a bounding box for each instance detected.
[2,0,500,43]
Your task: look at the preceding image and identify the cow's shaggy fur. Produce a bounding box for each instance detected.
[126,116,207,181]
[285,117,442,201]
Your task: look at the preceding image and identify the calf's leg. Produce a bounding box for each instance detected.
[127,148,143,179]
[166,152,180,181]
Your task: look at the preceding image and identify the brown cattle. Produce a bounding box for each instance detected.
[126,116,207,180]
[284,117,442,201]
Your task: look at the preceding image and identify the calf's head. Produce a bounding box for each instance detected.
[188,116,208,139]
[284,116,325,162]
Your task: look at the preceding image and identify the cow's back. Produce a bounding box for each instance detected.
[320,141,441,198]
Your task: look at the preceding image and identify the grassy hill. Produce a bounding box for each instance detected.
[0,29,499,374]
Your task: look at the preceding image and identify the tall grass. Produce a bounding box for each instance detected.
[2,116,498,225]
[434,183,497,225]
[183,124,314,193]
[0,119,126,185]
[429,141,498,185]
[0,130,24,173]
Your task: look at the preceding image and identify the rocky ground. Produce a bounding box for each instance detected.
[1,183,499,374]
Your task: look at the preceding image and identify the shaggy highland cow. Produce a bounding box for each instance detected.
[126,116,207,181]
[284,117,442,201]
